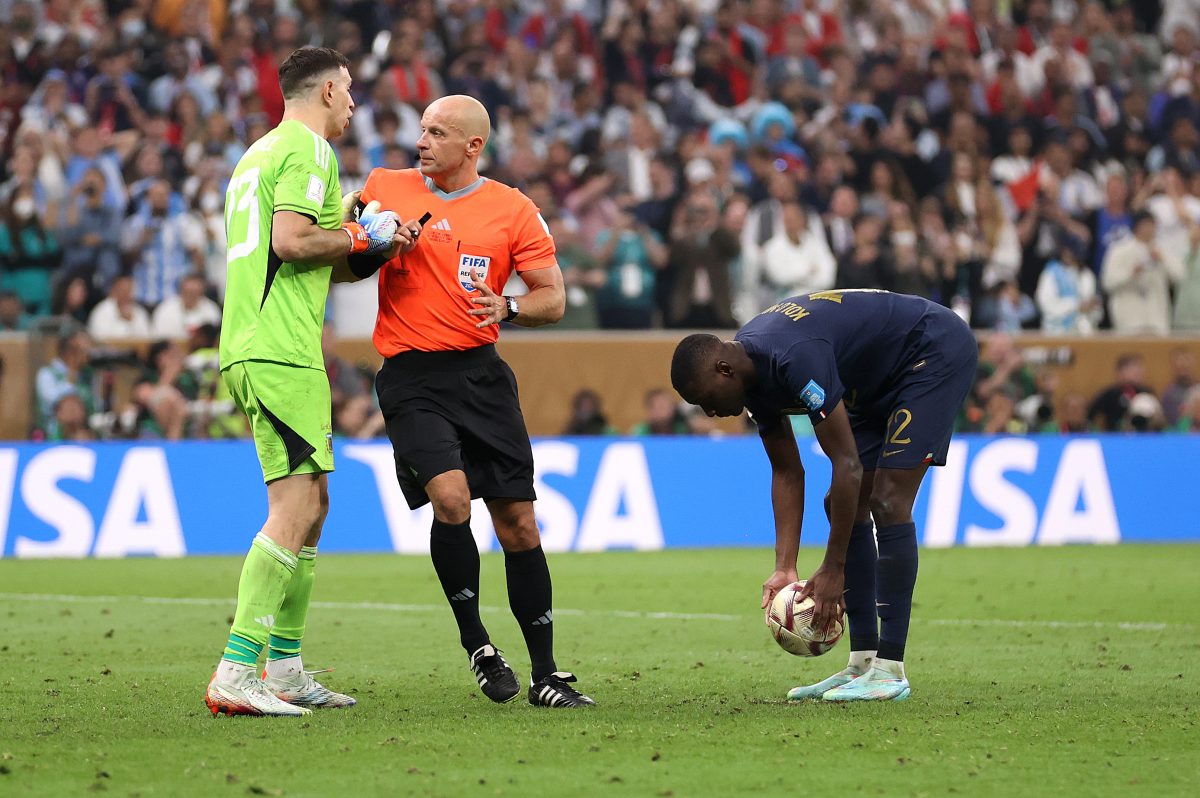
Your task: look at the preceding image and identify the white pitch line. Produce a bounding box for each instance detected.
[0,592,1189,630]
[0,592,743,622]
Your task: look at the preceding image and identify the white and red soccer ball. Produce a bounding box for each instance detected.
[765,580,845,657]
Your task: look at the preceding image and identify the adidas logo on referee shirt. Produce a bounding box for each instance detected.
[427,218,453,242]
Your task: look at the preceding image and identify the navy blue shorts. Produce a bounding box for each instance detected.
[851,315,978,471]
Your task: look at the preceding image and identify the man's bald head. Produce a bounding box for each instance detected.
[417,95,493,190]
[426,95,491,145]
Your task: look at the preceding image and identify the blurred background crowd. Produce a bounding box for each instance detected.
[2,0,1199,442]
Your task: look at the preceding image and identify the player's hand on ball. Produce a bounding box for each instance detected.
[797,562,846,637]
[761,568,798,610]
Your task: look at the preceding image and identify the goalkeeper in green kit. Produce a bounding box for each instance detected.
[206,47,420,716]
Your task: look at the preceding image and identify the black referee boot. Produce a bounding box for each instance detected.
[469,645,521,703]
[528,672,596,708]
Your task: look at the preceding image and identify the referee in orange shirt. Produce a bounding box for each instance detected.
[355,95,594,708]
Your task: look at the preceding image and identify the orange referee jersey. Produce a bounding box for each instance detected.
[360,169,557,355]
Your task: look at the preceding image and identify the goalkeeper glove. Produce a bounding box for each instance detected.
[342,201,400,255]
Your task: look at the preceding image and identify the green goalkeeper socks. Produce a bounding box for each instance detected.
[268,546,318,661]
[221,533,298,666]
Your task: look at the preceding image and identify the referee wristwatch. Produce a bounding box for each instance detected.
[503,295,519,322]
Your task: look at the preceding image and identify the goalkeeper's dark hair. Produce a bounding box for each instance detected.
[670,333,722,397]
[279,47,351,100]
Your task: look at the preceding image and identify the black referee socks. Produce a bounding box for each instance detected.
[505,545,558,682]
[430,517,490,654]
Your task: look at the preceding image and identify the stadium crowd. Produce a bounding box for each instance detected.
[3,0,1200,441]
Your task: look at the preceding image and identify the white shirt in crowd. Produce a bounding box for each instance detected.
[1146,192,1200,259]
[758,220,837,300]
[1101,236,1185,335]
[88,298,151,340]
[151,294,222,340]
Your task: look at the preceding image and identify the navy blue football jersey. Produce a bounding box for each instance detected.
[735,290,972,433]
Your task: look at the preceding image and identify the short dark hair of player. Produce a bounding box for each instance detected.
[671,333,723,399]
[278,47,351,100]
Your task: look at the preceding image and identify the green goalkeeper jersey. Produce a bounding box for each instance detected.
[219,120,343,371]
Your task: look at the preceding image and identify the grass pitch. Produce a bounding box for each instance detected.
[1,545,1197,797]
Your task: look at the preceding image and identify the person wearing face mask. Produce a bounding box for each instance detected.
[60,167,124,290]
[0,189,61,318]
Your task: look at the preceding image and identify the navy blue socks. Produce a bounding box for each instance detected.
[874,521,918,663]
[844,521,880,653]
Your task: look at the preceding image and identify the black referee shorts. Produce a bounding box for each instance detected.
[375,344,537,511]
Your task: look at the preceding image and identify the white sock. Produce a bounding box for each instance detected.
[266,654,304,680]
[873,657,906,679]
[847,650,876,672]
[216,659,253,683]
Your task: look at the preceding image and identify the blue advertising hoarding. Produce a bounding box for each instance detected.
[0,435,1194,558]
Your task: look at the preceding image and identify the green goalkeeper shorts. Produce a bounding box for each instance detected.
[222,360,334,483]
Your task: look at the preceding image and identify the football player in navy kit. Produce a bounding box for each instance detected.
[671,290,978,702]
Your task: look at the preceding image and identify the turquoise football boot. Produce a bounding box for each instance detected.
[786,667,863,701]
[821,664,911,702]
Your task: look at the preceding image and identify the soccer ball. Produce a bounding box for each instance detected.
[765,581,845,657]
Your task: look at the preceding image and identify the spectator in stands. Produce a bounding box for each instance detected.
[565,164,621,257]
[979,280,1038,332]
[971,334,1036,419]
[978,389,1029,435]
[0,182,60,318]
[0,290,32,332]
[1145,167,1200,257]
[562,389,617,436]
[128,340,192,439]
[1088,353,1155,431]
[630,388,689,436]
[757,200,836,302]
[50,393,96,442]
[1036,235,1101,334]
[1102,210,1184,335]
[1055,391,1093,433]
[1174,386,1200,432]
[595,208,667,330]
[664,192,739,328]
[150,273,221,340]
[51,275,97,328]
[121,179,205,308]
[823,185,858,262]
[552,216,604,330]
[1089,172,1133,277]
[838,214,889,290]
[59,166,124,291]
[1174,223,1200,331]
[1160,348,1197,427]
[88,274,151,340]
[887,201,940,299]
[35,327,96,438]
